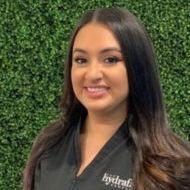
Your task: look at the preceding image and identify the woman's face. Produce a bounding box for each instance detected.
[71,22,129,115]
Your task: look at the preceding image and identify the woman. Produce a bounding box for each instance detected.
[23,7,190,190]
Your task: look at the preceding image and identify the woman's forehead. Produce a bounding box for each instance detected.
[72,22,121,53]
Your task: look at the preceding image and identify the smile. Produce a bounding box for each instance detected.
[84,86,110,98]
[86,87,109,92]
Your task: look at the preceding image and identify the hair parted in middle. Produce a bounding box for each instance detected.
[62,7,164,126]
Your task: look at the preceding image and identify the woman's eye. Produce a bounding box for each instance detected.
[104,56,121,64]
[73,57,87,64]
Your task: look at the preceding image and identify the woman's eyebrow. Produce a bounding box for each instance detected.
[100,47,121,53]
[73,47,121,54]
[73,48,86,54]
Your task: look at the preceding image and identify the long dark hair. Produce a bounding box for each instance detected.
[23,7,190,190]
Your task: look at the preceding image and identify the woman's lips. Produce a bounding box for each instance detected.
[84,86,110,98]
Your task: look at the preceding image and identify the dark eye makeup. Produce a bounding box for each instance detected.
[104,56,122,64]
[73,57,88,64]
[73,55,123,65]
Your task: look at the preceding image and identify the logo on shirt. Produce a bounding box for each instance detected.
[101,172,133,190]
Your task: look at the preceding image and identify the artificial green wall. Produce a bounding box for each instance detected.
[0,0,189,189]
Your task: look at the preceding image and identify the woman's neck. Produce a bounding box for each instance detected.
[82,110,127,140]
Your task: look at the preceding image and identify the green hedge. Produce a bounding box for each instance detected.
[0,0,189,189]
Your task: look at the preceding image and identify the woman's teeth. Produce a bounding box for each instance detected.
[87,87,108,92]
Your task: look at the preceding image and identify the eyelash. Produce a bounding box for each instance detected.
[73,57,87,64]
[73,56,121,65]
[104,56,121,64]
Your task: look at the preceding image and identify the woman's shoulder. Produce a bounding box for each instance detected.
[37,120,76,161]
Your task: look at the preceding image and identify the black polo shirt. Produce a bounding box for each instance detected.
[34,120,134,190]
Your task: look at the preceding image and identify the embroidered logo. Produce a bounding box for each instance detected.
[101,172,133,190]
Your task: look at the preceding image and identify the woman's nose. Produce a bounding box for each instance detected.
[84,61,103,82]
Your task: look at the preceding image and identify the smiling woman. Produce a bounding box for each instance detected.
[71,23,129,117]
[23,7,190,190]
